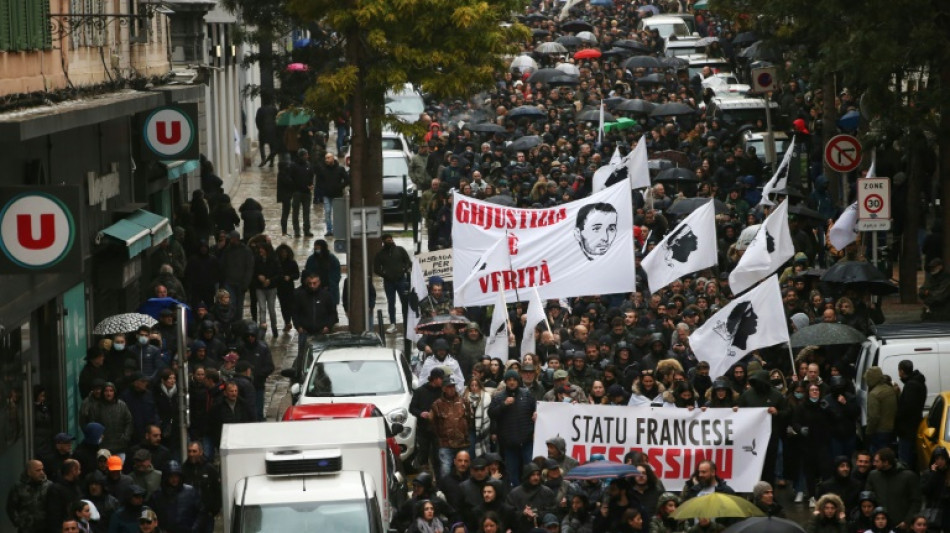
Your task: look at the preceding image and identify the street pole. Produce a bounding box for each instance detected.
[361,204,370,332]
[763,94,776,174]
[175,305,189,462]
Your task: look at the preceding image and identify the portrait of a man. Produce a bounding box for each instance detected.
[574,202,619,261]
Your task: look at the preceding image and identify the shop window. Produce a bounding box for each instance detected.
[0,326,26,450]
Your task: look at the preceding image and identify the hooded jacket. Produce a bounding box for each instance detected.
[545,436,579,473]
[864,367,896,434]
[806,493,847,533]
[865,460,922,527]
[72,422,105,478]
[737,371,790,431]
[90,385,133,453]
[895,369,926,438]
[505,464,556,533]
[147,461,201,533]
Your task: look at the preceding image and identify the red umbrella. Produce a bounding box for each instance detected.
[574,48,602,60]
[286,62,309,72]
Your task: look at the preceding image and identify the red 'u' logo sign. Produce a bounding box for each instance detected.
[16,214,55,249]
[156,121,181,144]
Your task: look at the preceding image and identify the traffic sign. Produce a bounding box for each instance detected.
[856,219,892,231]
[0,187,82,273]
[750,67,777,93]
[857,177,891,219]
[141,104,200,160]
[825,134,862,173]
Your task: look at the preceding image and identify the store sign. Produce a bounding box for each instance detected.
[0,187,82,273]
[87,162,121,208]
[140,104,200,160]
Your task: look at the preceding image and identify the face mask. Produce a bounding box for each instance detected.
[114,343,126,351]
[138,336,149,345]
[794,392,804,400]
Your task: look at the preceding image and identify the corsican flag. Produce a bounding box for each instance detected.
[689,275,789,380]
[593,135,651,192]
[759,138,796,206]
[484,289,510,362]
[406,257,428,343]
[641,200,718,293]
[729,200,795,294]
[521,287,548,358]
[454,234,510,306]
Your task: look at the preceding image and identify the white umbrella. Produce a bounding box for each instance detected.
[536,42,568,54]
[92,313,158,335]
[576,31,597,43]
[510,55,539,73]
[555,62,581,76]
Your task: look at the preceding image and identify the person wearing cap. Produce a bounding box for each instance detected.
[79,348,109,400]
[919,258,950,321]
[431,377,473,479]
[488,370,537,486]
[8,459,51,533]
[105,454,135,501]
[41,432,76,482]
[541,458,571,510]
[520,363,545,402]
[409,367,446,473]
[217,229,254,321]
[129,449,162,500]
[136,507,162,533]
[108,484,148,533]
[541,369,587,404]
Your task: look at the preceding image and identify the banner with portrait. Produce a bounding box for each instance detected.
[451,180,635,306]
[533,402,772,491]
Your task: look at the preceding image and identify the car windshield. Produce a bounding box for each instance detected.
[649,23,688,39]
[386,95,425,115]
[236,501,370,533]
[306,360,406,397]
[381,138,403,151]
[748,138,790,161]
[383,157,409,178]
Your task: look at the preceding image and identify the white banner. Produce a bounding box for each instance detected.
[416,249,453,281]
[452,180,635,306]
[533,403,772,491]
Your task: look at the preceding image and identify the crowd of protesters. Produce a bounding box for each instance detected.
[11,0,950,532]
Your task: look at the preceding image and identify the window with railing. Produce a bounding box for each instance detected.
[0,0,53,51]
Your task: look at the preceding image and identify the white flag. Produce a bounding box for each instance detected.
[484,290,510,362]
[729,200,795,294]
[592,135,650,192]
[829,202,860,251]
[521,287,548,357]
[406,257,428,343]
[759,138,796,206]
[454,234,510,306]
[689,276,789,380]
[641,200,718,293]
[598,100,605,145]
[609,146,622,165]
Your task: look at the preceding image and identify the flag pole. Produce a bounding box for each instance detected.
[535,286,552,334]
[786,342,797,377]
[498,286,513,353]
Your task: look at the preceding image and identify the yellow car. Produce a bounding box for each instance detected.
[917,391,950,471]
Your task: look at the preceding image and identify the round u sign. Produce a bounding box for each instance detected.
[0,192,76,268]
[143,106,195,158]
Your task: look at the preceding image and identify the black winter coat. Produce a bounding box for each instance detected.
[895,370,927,438]
[489,385,537,447]
[291,285,337,334]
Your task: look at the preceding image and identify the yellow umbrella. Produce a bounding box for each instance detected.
[671,493,766,520]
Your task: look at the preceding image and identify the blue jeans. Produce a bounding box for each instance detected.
[337,124,349,154]
[383,279,409,325]
[324,197,334,233]
[502,442,534,487]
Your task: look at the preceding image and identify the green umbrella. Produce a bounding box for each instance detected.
[603,117,638,133]
[671,493,765,520]
[276,109,312,127]
[693,0,709,9]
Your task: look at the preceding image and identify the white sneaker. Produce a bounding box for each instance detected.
[386,324,397,334]
[808,497,816,508]
[794,492,804,503]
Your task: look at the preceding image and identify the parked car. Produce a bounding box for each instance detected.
[282,340,418,461]
[637,16,691,39]
[740,129,790,168]
[382,149,414,216]
[386,83,425,124]
[917,391,950,471]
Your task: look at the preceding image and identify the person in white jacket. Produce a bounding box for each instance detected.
[417,338,465,394]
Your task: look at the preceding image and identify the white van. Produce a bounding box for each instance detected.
[854,323,950,420]
[637,16,691,40]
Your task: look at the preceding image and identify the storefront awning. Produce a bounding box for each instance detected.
[126,209,173,244]
[97,219,152,258]
[160,159,200,182]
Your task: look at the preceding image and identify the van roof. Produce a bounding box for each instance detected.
[238,471,372,504]
[872,323,950,341]
[318,346,400,363]
[710,97,779,110]
[221,418,386,451]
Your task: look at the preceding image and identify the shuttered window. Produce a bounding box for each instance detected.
[0,0,52,51]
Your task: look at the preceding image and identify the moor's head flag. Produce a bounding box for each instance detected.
[641,200,718,293]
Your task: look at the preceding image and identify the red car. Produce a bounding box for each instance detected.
[282,403,403,467]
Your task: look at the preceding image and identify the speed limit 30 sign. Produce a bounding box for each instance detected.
[857,178,890,230]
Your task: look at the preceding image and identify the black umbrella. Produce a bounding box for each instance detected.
[484,194,516,207]
[775,187,808,201]
[604,97,626,110]
[467,122,506,134]
[507,135,542,152]
[732,32,758,46]
[614,99,656,114]
[800,267,828,279]
[527,68,571,84]
[614,39,652,53]
[415,314,471,333]
[655,167,699,183]
[576,108,614,122]
[556,35,583,48]
[651,102,696,117]
[652,150,690,167]
[790,323,868,348]
[507,105,546,119]
[661,56,690,69]
[532,28,550,38]
[623,56,661,69]
[787,203,825,222]
[523,13,548,22]
[739,41,780,61]
[668,198,728,216]
[821,260,898,295]
[636,73,664,84]
[722,516,806,533]
[548,74,581,87]
[602,47,633,58]
[561,19,594,32]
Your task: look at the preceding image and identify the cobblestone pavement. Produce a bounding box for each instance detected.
[227,151,415,421]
